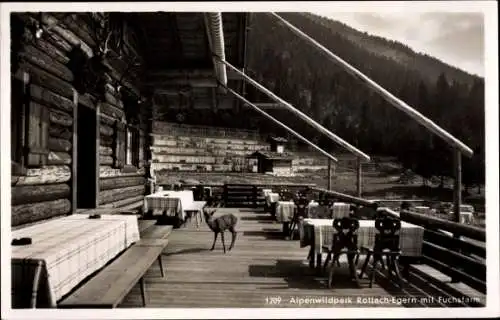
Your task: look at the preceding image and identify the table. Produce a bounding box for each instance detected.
[275,201,296,223]
[299,218,424,270]
[265,192,280,207]
[143,190,194,220]
[11,214,140,308]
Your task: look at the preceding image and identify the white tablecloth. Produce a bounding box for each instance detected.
[276,201,295,223]
[11,214,140,307]
[265,192,280,207]
[300,218,424,257]
[143,190,194,220]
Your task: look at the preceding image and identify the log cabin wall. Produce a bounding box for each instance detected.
[10,12,150,226]
[150,121,271,173]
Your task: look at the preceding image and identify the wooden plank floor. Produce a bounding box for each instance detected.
[120,208,435,308]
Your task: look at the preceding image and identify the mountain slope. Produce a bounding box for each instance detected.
[243,12,484,186]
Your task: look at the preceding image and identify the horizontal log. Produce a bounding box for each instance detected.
[48,151,72,165]
[102,58,140,96]
[101,102,124,120]
[48,137,72,152]
[100,135,113,147]
[12,183,71,206]
[100,112,116,126]
[105,91,124,109]
[99,145,113,156]
[99,195,144,209]
[100,156,113,166]
[16,61,95,111]
[98,185,144,205]
[99,175,145,191]
[49,125,72,140]
[19,44,73,82]
[79,94,96,110]
[152,155,217,164]
[400,210,485,242]
[22,27,70,64]
[12,199,71,227]
[39,13,93,57]
[100,123,113,137]
[16,61,73,99]
[49,108,73,127]
[99,165,145,178]
[59,13,97,49]
[12,165,71,186]
[16,14,73,52]
[30,83,73,114]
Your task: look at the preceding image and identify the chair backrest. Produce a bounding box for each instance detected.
[293,195,309,217]
[374,217,402,251]
[332,217,360,250]
[279,188,293,201]
[193,185,204,201]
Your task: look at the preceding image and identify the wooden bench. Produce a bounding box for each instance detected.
[408,264,486,307]
[183,200,207,228]
[58,238,169,308]
[142,225,173,239]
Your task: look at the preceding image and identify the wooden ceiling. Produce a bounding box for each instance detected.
[125,12,248,109]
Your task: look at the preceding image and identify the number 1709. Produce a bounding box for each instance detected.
[265,296,282,304]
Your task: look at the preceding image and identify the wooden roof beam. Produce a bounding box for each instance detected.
[270,12,474,158]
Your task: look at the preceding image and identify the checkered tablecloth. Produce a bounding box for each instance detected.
[143,190,194,220]
[299,218,424,257]
[276,201,296,223]
[308,202,351,219]
[11,214,140,308]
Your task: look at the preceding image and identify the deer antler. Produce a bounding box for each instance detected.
[100,31,112,56]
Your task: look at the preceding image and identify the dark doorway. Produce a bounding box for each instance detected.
[76,104,97,208]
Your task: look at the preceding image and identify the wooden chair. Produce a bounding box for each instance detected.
[322,217,361,288]
[279,188,294,201]
[289,195,309,240]
[358,216,403,288]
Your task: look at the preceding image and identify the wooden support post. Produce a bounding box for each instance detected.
[356,157,362,197]
[452,148,462,283]
[252,185,257,208]
[453,149,462,223]
[71,89,78,214]
[95,102,101,208]
[327,158,332,190]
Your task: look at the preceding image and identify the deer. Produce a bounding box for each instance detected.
[203,207,238,254]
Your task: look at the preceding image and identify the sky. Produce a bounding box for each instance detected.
[311,11,485,77]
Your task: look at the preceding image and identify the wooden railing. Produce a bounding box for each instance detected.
[378,208,486,294]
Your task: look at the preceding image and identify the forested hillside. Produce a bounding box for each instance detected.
[241,12,485,190]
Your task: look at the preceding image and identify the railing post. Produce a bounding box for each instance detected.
[223,184,228,207]
[253,185,257,208]
[327,158,332,190]
[356,157,362,197]
[452,148,462,283]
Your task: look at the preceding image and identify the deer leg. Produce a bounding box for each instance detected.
[210,232,218,251]
[221,231,226,253]
[229,229,237,251]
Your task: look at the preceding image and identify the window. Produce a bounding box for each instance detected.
[113,123,140,170]
[125,126,139,167]
[11,72,49,175]
[126,128,133,165]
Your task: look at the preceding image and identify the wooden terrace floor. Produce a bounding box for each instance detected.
[120,208,441,308]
